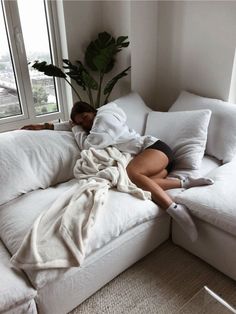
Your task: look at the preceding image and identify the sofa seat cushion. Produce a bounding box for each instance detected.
[0,179,177,288]
[175,160,236,236]
[0,240,36,313]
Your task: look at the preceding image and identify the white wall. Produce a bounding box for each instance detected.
[130,1,159,109]
[58,1,102,108]
[58,0,159,109]
[100,1,159,108]
[101,1,131,101]
[156,1,236,110]
[61,1,101,62]
[59,0,132,107]
[59,1,236,113]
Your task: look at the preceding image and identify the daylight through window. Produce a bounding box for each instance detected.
[0,0,65,131]
[0,2,22,119]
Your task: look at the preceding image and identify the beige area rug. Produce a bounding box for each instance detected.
[70,241,236,313]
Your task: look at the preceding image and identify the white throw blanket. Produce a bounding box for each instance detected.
[11,147,151,269]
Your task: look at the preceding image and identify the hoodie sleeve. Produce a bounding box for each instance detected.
[72,113,124,150]
[54,121,72,131]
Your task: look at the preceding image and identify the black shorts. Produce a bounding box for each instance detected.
[145,140,175,173]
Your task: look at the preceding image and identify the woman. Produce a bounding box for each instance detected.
[22,101,214,241]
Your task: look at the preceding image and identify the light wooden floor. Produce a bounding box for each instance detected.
[70,240,236,313]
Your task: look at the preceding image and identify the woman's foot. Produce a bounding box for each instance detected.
[181,176,214,189]
[166,202,198,242]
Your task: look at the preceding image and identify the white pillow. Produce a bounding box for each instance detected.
[114,92,151,135]
[169,91,236,163]
[0,130,80,205]
[145,110,211,170]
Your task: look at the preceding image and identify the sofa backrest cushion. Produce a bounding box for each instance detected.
[169,91,236,163]
[0,130,80,206]
[145,110,211,170]
[114,92,151,135]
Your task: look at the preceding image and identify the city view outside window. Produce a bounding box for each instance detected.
[0,2,21,119]
[0,0,58,120]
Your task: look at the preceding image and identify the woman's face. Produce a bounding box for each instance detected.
[74,112,96,131]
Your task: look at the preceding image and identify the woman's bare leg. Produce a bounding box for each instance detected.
[127,149,198,242]
[126,149,175,209]
[149,169,214,190]
[150,170,181,190]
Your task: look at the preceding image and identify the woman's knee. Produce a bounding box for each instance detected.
[126,164,141,182]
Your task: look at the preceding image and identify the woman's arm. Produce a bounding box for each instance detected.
[53,121,72,131]
[21,122,54,130]
[21,121,72,131]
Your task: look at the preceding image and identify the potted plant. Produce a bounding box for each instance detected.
[31,31,131,108]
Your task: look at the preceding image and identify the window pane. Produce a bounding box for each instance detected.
[0,2,22,119]
[17,0,58,116]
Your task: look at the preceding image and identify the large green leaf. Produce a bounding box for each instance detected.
[93,46,115,72]
[97,32,115,48]
[85,31,129,74]
[76,60,98,90]
[63,59,89,90]
[116,36,128,45]
[85,42,99,71]
[63,59,98,91]
[31,61,66,78]
[82,72,98,90]
[103,66,131,100]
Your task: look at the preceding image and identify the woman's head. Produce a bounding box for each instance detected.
[70,101,97,131]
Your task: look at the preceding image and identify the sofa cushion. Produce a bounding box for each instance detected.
[0,240,36,312]
[0,178,179,289]
[169,155,221,181]
[169,90,236,163]
[145,110,211,169]
[0,130,80,206]
[175,159,236,236]
[114,92,151,135]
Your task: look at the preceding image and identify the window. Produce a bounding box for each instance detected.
[0,0,66,132]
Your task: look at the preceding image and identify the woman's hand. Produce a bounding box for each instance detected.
[69,120,77,128]
[21,124,44,130]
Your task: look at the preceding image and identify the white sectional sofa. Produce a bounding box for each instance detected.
[168,91,236,281]
[0,91,235,313]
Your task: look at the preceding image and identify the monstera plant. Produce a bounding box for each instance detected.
[31,31,130,108]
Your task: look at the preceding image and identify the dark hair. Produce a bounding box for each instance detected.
[70,101,97,122]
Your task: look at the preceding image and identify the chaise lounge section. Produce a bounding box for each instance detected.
[0,91,236,313]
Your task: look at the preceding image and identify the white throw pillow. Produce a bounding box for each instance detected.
[0,130,80,206]
[114,92,151,135]
[145,110,211,170]
[169,91,236,163]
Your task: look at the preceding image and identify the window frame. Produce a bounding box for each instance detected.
[0,0,68,132]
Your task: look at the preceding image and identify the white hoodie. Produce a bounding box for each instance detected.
[55,102,157,155]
